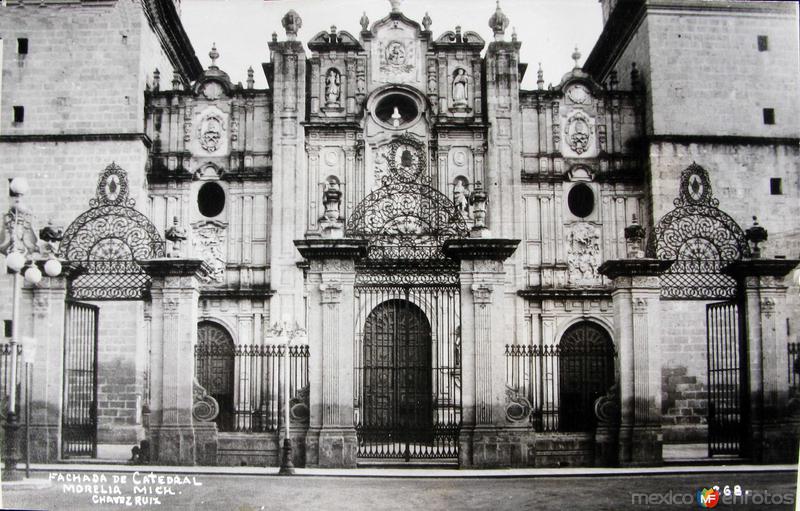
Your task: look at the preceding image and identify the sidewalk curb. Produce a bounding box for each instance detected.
[6,463,797,480]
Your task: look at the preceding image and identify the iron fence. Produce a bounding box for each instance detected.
[789,343,800,394]
[194,344,309,433]
[0,343,23,415]
[505,343,616,432]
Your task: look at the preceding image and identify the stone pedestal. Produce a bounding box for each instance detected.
[28,272,70,462]
[295,239,367,468]
[444,238,519,468]
[725,258,799,463]
[599,259,672,466]
[141,258,214,465]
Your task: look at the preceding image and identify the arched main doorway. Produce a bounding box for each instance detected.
[558,321,615,432]
[362,299,433,445]
[195,321,235,431]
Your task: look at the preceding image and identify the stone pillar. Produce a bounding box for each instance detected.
[140,259,213,465]
[295,239,366,468]
[599,259,671,466]
[725,258,799,463]
[444,238,519,468]
[28,272,70,462]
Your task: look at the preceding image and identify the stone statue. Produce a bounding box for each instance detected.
[452,69,469,106]
[453,178,470,218]
[391,106,402,127]
[321,181,343,238]
[165,216,188,258]
[360,11,369,32]
[325,69,341,106]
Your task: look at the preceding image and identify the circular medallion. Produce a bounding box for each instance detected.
[386,41,406,66]
[453,150,467,167]
[566,84,591,105]
[390,142,423,182]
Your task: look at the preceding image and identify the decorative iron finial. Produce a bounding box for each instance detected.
[489,0,509,41]
[745,216,768,259]
[537,63,544,90]
[360,11,370,32]
[281,10,302,40]
[572,46,581,69]
[247,66,255,89]
[422,12,432,31]
[209,43,219,68]
[389,0,402,13]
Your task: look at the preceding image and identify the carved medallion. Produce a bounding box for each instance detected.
[566,84,591,105]
[196,109,227,154]
[201,82,223,101]
[386,41,406,65]
[564,111,594,155]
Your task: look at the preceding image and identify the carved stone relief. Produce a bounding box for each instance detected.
[564,110,595,155]
[566,222,601,286]
[565,84,592,105]
[191,220,227,284]
[195,106,228,155]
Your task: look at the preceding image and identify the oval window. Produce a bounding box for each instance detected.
[374,93,420,129]
[197,182,225,217]
[568,183,594,218]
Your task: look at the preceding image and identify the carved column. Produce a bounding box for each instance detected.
[725,259,799,463]
[28,272,70,462]
[444,238,519,468]
[295,239,366,468]
[599,259,671,466]
[141,259,213,465]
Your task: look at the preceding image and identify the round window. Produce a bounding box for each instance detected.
[197,182,225,217]
[568,183,594,218]
[374,93,420,129]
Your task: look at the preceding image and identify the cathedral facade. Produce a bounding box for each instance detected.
[0,0,798,469]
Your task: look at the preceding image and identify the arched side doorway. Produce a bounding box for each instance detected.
[362,299,433,443]
[195,321,235,431]
[558,321,615,432]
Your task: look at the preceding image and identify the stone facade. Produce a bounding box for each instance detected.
[1,0,798,469]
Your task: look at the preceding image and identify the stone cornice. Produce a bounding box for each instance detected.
[723,258,800,279]
[647,134,800,147]
[294,239,368,261]
[597,258,673,279]
[140,258,212,279]
[141,0,202,81]
[0,133,152,147]
[200,288,274,299]
[518,287,613,300]
[443,238,520,262]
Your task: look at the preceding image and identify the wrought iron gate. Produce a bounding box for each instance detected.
[62,301,99,458]
[353,274,461,461]
[706,300,746,456]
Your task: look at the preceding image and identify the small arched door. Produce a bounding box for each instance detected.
[195,321,235,431]
[558,322,615,432]
[362,299,433,442]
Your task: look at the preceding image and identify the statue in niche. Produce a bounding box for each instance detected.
[452,69,469,106]
[453,178,470,219]
[391,107,402,127]
[325,69,341,107]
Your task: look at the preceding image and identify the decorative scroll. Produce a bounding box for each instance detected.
[593,383,620,425]
[59,163,165,300]
[290,384,310,422]
[505,385,533,423]
[653,163,749,299]
[192,379,220,423]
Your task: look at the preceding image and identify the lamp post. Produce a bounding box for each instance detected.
[0,177,62,481]
[267,318,306,475]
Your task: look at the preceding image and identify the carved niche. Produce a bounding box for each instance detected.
[566,222,602,285]
[191,220,227,284]
[563,110,595,156]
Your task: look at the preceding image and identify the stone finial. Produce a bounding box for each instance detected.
[360,11,370,32]
[745,216,768,258]
[571,46,581,69]
[512,27,518,43]
[171,71,183,91]
[469,181,488,235]
[624,214,646,259]
[209,43,219,68]
[272,32,278,42]
[422,12,432,32]
[153,68,161,91]
[455,25,462,42]
[631,62,640,89]
[247,66,255,89]
[389,0,402,13]
[537,63,544,90]
[488,0,509,41]
[609,70,619,90]
[281,10,302,40]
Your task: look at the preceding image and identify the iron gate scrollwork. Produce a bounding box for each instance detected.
[652,163,749,300]
[59,163,165,299]
[350,135,466,461]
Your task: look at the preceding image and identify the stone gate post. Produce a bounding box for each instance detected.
[725,258,799,463]
[599,259,671,466]
[295,239,367,468]
[141,259,213,465]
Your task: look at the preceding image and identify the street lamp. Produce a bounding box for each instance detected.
[1,177,62,480]
[267,318,306,475]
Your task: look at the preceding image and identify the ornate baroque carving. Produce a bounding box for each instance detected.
[192,379,220,422]
[567,222,601,285]
[564,110,594,155]
[191,221,227,284]
[505,385,533,423]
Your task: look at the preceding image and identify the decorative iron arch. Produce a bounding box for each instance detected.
[652,163,749,299]
[347,136,468,261]
[59,163,165,300]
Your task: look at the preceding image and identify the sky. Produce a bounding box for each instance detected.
[180,0,604,90]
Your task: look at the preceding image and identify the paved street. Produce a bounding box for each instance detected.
[1,468,797,511]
